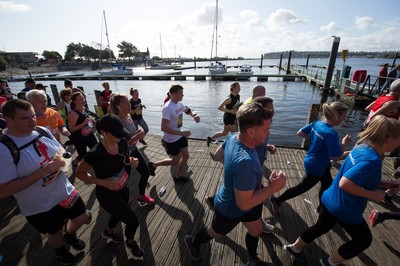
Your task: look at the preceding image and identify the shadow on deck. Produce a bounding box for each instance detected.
[0,135,399,265]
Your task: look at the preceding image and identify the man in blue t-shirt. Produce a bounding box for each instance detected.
[184,102,286,265]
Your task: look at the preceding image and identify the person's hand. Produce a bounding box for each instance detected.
[268,170,286,193]
[103,179,119,190]
[194,116,200,123]
[371,190,386,203]
[135,129,145,140]
[181,131,191,138]
[130,157,139,168]
[267,144,276,155]
[84,117,91,125]
[342,134,351,145]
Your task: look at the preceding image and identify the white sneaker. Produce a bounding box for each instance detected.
[262,219,275,234]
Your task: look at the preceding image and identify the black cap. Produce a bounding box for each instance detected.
[35,83,48,89]
[97,114,129,138]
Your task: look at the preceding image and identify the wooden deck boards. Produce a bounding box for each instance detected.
[0,134,399,265]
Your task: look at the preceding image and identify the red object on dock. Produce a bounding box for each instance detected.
[352,70,367,83]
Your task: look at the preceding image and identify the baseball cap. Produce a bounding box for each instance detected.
[96,114,129,138]
[35,83,48,89]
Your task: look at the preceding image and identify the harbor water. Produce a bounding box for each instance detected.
[8,57,388,147]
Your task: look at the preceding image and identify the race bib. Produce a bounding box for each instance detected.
[81,125,93,136]
[107,169,129,191]
[58,189,79,209]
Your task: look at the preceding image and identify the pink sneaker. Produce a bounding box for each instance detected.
[137,194,155,206]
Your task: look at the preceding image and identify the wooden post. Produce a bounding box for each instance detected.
[50,84,61,104]
[301,104,320,150]
[324,37,340,93]
[279,54,283,70]
[286,51,292,74]
[260,54,263,69]
[305,54,310,69]
[194,57,197,69]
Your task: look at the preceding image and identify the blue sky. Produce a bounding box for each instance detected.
[1,0,399,59]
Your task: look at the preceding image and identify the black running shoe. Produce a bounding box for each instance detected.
[139,139,147,145]
[283,244,307,263]
[54,246,75,265]
[184,235,202,261]
[102,230,123,243]
[126,240,144,260]
[205,195,215,211]
[207,137,212,147]
[63,233,86,250]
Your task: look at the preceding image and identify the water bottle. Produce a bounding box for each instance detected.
[88,120,93,128]
[60,152,72,172]
[159,186,166,197]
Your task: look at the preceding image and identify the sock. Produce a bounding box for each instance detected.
[192,227,212,248]
[328,257,337,266]
[287,244,301,253]
[245,233,259,261]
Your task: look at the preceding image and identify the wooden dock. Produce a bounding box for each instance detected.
[11,73,304,83]
[0,135,399,265]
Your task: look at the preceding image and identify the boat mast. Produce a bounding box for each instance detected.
[215,0,219,62]
[103,10,112,63]
[159,33,163,59]
[99,12,103,70]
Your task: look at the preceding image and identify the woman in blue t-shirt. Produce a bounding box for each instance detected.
[270,102,351,213]
[283,115,400,265]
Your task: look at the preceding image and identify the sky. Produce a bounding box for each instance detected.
[1,0,399,59]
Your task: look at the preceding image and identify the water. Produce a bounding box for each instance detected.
[8,58,380,147]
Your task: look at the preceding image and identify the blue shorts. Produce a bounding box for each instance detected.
[163,137,188,156]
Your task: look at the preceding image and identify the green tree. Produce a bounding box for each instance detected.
[42,50,62,60]
[117,41,139,62]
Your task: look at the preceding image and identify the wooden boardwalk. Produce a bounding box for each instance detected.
[0,135,399,265]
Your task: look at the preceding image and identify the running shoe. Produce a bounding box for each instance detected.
[369,209,384,228]
[262,219,275,234]
[102,230,124,243]
[137,194,155,206]
[54,246,75,265]
[283,244,307,263]
[126,240,144,260]
[63,233,86,250]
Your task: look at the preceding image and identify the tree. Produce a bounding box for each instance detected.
[42,50,62,60]
[117,41,139,62]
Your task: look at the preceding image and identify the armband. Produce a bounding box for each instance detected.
[185,106,191,114]
[193,113,197,117]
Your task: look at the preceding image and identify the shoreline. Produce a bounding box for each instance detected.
[0,65,62,80]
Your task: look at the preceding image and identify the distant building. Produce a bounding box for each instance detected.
[0,52,38,64]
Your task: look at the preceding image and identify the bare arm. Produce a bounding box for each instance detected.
[371,101,399,118]
[68,112,89,133]
[161,118,191,138]
[213,145,225,163]
[297,129,309,141]
[339,176,385,202]
[217,98,235,115]
[235,171,286,211]
[0,160,64,198]
[365,100,375,112]
[76,160,118,190]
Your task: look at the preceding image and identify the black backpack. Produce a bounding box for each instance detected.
[0,127,51,165]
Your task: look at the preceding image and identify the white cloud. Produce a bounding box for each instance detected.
[194,2,222,26]
[240,9,257,18]
[0,0,30,12]
[266,9,307,32]
[320,21,341,32]
[354,16,374,30]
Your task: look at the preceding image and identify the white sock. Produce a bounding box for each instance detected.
[288,244,301,253]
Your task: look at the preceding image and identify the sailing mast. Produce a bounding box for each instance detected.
[215,0,219,62]
[103,10,112,63]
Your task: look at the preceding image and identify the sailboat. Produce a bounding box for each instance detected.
[209,0,227,76]
[98,11,133,76]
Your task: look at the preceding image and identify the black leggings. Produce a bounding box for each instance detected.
[379,211,400,222]
[130,147,150,195]
[96,186,139,240]
[71,134,98,161]
[301,204,372,260]
[277,166,332,206]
